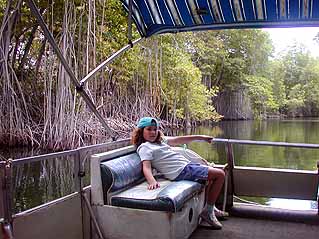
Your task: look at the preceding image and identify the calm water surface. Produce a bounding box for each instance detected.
[2,119,319,213]
[175,119,319,210]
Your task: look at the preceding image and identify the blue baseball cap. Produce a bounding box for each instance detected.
[137,117,159,128]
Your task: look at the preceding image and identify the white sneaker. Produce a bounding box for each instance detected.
[199,219,213,227]
[214,207,229,220]
[200,210,222,230]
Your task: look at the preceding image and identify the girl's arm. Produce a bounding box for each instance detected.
[166,135,213,146]
[142,160,160,190]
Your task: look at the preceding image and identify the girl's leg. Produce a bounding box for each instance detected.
[206,167,225,204]
[199,167,225,229]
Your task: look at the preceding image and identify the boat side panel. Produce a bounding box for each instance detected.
[233,167,318,200]
[95,205,171,239]
[13,193,83,239]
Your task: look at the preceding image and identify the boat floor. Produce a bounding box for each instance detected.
[191,216,319,239]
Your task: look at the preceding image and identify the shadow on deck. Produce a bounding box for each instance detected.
[191,204,319,239]
[192,216,319,239]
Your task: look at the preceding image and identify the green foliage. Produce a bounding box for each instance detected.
[244,75,278,117]
[271,42,319,116]
[159,34,219,121]
[218,30,273,83]
[285,84,305,116]
[296,61,319,116]
[281,43,311,89]
[267,60,287,110]
[188,29,274,118]
[188,30,273,90]
[301,61,319,107]
[0,0,6,19]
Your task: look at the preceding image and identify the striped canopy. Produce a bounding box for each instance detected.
[122,0,319,37]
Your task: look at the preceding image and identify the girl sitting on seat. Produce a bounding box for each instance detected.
[131,117,228,229]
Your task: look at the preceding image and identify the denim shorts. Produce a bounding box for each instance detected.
[174,163,208,182]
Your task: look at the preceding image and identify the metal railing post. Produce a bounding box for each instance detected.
[225,142,235,209]
[77,147,106,239]
[73,149,84,239]
[222,167,229,212]
[0,162,5,221]
[73,149,83,194]
[0,161,5,224]
[81,191,105,239]
[1,159,14,239]
[317,161,319,215]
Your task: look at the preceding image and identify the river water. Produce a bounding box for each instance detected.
[3,119,319,213]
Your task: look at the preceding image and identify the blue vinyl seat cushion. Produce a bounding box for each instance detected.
[100,153,144,191]
[110,179,204,212]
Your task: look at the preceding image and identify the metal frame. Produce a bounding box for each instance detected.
[0,139,130,239]
[212,138,319,210]
[1,138,318,237]
[151,20,319,38]
[213,138,319,149]
[0,162,4,220]
[3,137,318,208]
[127,0,133,44]
[79,38,143,85]
[317,161,319,215]
[81,191,104,239]
[225,142,235,209]
[10,139,129,166]
[0,160,14,239]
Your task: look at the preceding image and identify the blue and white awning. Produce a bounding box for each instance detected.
[122,0,319,37]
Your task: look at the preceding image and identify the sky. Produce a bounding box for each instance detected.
[263,27,319,57]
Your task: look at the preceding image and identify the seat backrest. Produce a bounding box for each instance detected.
[100,152,144,203]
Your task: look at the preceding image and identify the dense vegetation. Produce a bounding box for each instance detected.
[1,0,319,150]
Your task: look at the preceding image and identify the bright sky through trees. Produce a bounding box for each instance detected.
[264,27,319,57]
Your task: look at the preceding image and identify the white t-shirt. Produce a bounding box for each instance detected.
[137,141,190,180]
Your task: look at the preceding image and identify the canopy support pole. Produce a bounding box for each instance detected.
[128,0,133,44]
[26,0,116,139]
[80,37,142,85]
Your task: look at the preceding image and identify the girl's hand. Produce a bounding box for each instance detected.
[201,135,213,143]
[148,181,160,190]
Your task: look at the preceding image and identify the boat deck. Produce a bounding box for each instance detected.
[192,216,319,239]
[192,203,319,239]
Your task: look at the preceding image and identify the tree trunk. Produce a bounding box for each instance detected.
[214,88,253,120]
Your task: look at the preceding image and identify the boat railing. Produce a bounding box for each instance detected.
[0,139,130,238]
[0,138,318,239]
[213,138,319,149]
[212,138,319,214]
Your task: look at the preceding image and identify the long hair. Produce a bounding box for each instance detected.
[131,128,164,148]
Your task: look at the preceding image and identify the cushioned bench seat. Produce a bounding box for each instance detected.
[91,146,207,239]
[100,152,204,212]
[111,179,203,212]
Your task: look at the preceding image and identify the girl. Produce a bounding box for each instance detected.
[131,117,227,229]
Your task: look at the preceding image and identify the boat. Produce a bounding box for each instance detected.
[1,0,319,238]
